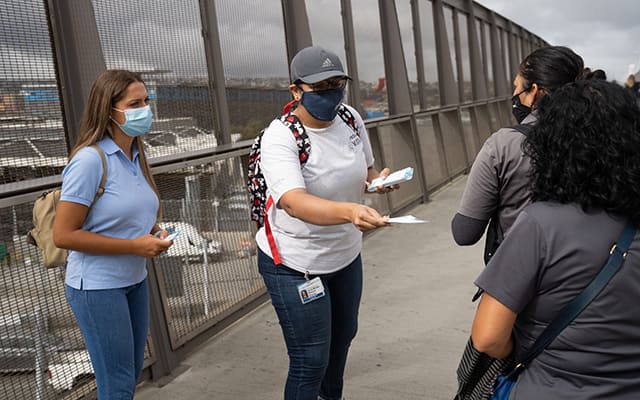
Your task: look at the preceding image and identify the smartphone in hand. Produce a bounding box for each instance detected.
[164,231,182,241]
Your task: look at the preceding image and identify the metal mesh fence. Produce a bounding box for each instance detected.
[0,1,543,398]
[92,0,219,156]
[216,0,290,142]
[0,199,155,399]
[152,154,263,347]
[0,0,67,186]
[0,200,91,399]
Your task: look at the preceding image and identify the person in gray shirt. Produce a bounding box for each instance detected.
[471,80,640,399]
[451,46,584,264]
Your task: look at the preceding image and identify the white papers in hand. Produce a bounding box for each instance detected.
[386,215,429,224]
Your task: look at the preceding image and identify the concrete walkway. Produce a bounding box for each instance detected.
[135,176,483,400]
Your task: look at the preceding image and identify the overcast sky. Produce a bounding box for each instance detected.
[476,0,640,83]
[2,0,638,85]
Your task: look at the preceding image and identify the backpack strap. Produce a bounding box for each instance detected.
[264,196,281,265]
[511,123,534,136]
[261,113,310,265]
[280,113,311,165]
[89,144,107,206]
[337,104,359,136]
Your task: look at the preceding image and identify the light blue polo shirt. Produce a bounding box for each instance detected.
[60,137,159,290]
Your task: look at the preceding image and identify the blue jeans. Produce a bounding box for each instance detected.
[258,249,363,400]
[66,278,149,400]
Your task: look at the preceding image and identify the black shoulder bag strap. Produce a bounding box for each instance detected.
[511,123,534,136]
[509,221,637,378]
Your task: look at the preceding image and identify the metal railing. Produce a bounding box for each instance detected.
[0,0,545,398]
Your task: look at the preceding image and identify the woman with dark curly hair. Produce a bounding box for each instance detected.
[470,80,640,399]
[451,46,584,265]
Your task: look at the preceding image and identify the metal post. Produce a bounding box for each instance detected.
[202,241,209,317]
[478,20,489,91]
[281,0,313,59]
[489,12,508,96]
[465,0,488,100]
[378,0,413,114]
[508,21,519,76]
[340,0,364,116]
[34,307,45,400]
[432,0,459,105]
[45,0,106,152]
[500,27,510,84]
[184,252,191,326]
[184,175,202,230]
[452,9,465,102]
[198,0,232,145]
[410,0,427,110]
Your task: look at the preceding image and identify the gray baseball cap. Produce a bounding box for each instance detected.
[290,46,350,84]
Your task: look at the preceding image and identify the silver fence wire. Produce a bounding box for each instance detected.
[0,0,67,186]
[92,0,219,155]
[0,201,89,399]
[0,201,153,400]
[0,1,541,398]
[153,155,263,347]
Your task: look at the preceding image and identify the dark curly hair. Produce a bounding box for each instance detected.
[523,80,640,224]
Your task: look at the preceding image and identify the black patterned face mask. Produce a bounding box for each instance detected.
[511,87,532,123]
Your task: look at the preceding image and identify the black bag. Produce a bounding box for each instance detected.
[483,217,502,265]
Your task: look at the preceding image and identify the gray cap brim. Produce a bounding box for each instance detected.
[298,71,351,84]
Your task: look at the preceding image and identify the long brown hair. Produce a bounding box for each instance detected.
[71,69,161,216]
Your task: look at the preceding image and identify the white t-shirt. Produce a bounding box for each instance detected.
[255,105,374,274]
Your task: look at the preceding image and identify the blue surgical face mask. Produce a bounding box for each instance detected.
[111,105,153,137]
[300,88,344,121]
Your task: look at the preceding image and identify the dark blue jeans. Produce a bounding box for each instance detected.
[258,249,363,400]
[66,278,149,400]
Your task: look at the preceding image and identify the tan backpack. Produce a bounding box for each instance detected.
[26,145,107,268]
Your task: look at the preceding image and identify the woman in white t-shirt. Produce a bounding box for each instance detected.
[256,46,393,400]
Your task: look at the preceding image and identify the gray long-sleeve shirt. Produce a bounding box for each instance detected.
[453,112,537,244]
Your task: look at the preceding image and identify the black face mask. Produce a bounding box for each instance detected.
[511,87,532,123]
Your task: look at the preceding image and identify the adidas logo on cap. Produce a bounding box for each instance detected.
[321,57,335,68]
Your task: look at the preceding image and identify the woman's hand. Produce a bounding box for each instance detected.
[349,205,389,232]
[366,167,400,194]
[279,189,389,230]
[132,234,173,258]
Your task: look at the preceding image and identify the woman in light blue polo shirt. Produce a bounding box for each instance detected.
[53,70,172,399]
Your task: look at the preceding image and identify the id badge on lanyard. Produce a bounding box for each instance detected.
[297,276,325,304]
